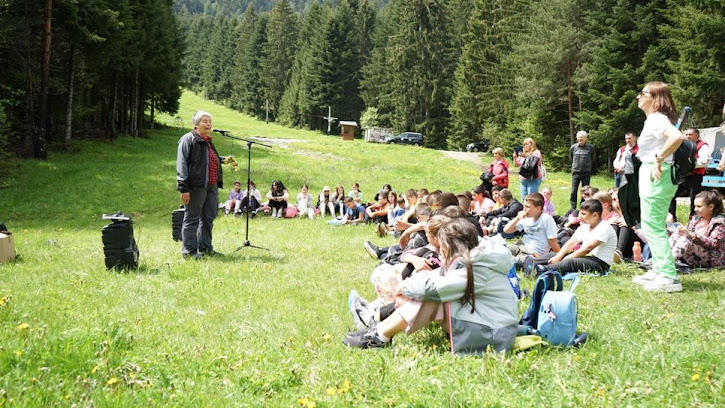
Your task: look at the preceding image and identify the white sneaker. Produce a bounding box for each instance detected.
[632,269,658,285]
[643,274,682,292]
[271,208,277,217]
[277,210,283,218]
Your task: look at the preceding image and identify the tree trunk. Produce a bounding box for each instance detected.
[131,69,139,137]
[566,58,574,145]
[110,74,118,138]
[36,0,52,159]
[64,45,75,148]
[149,95,155,129]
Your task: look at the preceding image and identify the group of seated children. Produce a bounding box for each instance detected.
[345,201,519,353]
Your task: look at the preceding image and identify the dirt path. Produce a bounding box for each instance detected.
[440,150,485,169]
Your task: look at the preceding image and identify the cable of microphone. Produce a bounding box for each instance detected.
[213,129,230,134]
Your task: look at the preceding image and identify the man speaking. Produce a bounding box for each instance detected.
[176,111,223,259]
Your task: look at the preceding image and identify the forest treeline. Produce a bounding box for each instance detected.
[0,0,184,161]
[183,0,723,169]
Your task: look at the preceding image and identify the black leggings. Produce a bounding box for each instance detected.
[614,225,643,259]
[269,200,287,211]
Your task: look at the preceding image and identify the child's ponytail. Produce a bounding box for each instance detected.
[438,218,479,313]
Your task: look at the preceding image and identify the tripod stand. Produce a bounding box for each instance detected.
[214,130,272,251]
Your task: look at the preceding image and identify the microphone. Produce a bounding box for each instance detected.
[213,129,230,134]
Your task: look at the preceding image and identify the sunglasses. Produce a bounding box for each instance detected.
[638,90,650,96]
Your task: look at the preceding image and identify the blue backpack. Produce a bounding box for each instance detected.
[537,273,580,347]
[519,270,564,329]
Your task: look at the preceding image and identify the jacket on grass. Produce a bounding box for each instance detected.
[401,237,518,354]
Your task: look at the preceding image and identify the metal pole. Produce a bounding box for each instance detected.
[265,99,269,124]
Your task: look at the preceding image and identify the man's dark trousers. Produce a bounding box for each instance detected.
[570,172,591,209]
[182,184,218,255]
[668,173,702,222]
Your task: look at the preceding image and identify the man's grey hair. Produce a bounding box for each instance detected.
[192,111,212,126]
[576,130,588,138]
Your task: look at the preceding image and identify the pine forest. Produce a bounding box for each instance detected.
[0,0,723,170]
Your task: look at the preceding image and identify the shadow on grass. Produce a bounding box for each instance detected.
[204,251,287,264]
[682,279,725,292]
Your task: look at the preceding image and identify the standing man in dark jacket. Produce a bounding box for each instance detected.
[176,111,224,259]
[569,130,596,210]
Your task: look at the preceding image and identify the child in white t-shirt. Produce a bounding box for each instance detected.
[534,199,617,275]
[503,192,560,269]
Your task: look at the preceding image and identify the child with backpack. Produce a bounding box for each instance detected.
[344,218,519,354]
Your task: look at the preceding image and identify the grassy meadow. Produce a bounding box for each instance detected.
[0,91,722,407]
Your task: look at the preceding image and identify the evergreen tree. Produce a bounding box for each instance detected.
[239,14,269,116]
[361,0,457,148]
[261,0,298,120]
[663,0,725,125]
[447,0,522,150]
[231,4,259,110]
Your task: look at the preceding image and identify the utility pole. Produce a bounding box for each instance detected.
[322,106,337,134]
[263,99,269,124]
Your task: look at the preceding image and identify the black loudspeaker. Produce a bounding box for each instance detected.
[102,214,138,270]
[171,206,185,242]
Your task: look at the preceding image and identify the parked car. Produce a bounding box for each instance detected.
[386,132,423,146]
[466,140,490,152]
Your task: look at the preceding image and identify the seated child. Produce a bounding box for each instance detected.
[327,197,365,225]
[481,188,523,235]
[364,203,432,262]
[225,180,244,215]
[365,193,392,224]
[668,190,725,268]
[348,182,363,204]
[317,186,335,217]
[296,184,315,219]
[502,192,560,269]
[266,180,289,218]
[332,185,346,217]
[240,180,261,214]
[541,186,555,216]
[534,199,617,276]
[344,218,518,354]
[350,214,448,330]
[472,185,495,216]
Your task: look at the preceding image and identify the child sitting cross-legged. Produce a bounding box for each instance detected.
[344,218,519,354]
[533,199,617,276]
[327,197,365,225]
[502,192,560,274]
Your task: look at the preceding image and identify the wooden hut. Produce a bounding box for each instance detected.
[339,121,358,141]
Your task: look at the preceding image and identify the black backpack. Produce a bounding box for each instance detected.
[519,155,540,180]
[102,215,139,271]
[670,139,699,185]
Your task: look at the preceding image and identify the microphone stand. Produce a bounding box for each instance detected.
[214,130,272,251]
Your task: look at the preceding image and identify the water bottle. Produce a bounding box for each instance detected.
[632,242,642,262]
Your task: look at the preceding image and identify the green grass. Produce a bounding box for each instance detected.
[0,90,722,407]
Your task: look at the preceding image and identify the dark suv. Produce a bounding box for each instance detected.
[466,140,490,152]
[385,132,423,146]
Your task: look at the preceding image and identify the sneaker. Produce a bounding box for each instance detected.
[348,290,375,330]
[363,240,380,259]
[643,274,682,292]
[271,208,277,217]
[632,269,658,285]
[522,255,535,277]
[613,250,622,264]
[277,210,283,218]
[342,328,390,349]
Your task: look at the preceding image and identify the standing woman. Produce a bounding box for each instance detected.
[631,82,684,292]
[176,111,224,259]
[513,138,543,200]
